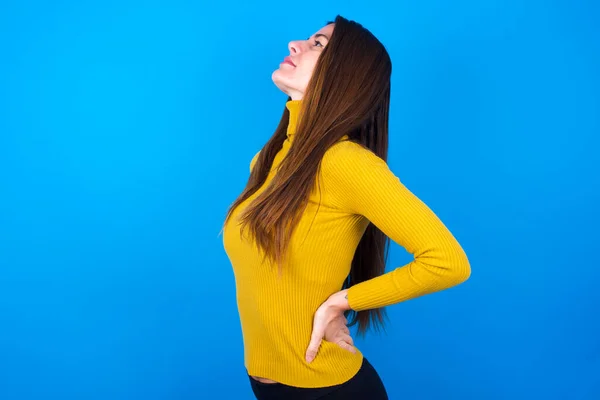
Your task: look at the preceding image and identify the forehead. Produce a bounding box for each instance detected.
[311,23,334,39]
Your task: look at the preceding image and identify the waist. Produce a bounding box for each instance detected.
[243,327,364,388]
[249,356,374,393]
[234,274,361,386]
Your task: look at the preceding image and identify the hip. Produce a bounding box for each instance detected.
[248,356,388,400]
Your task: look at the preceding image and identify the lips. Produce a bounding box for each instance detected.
[283,56,296,67]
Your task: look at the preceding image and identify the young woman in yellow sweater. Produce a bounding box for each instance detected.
[221,14,471,399]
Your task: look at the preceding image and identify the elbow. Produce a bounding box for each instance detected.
[442,246,471,287]
[454,254,471,285]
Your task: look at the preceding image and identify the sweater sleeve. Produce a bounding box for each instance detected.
[322,141,471,312]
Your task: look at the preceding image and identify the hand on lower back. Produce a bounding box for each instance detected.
[325,314,356,354]
[305,293,356,363]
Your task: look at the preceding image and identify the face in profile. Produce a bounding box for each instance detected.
[272,23,334,100]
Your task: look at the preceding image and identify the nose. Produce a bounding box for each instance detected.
[288,40,303,54]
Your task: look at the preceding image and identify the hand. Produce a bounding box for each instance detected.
[305,290,354,363]
[326,313,356,353]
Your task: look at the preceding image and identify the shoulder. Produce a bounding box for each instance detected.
[319,140,405,215]
[321,140,392,179]
[249,149,261,173]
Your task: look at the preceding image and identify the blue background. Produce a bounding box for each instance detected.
[1,0,598,399]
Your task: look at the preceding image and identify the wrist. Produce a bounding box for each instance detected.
[327,289,351,312]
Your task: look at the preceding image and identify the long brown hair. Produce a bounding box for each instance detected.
[221,15,393,336]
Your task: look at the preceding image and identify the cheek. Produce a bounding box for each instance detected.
[296,67,312,83]
[298,57,319,81]
[303,56,319,74]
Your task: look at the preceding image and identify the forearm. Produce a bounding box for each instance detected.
[347,244,470,311]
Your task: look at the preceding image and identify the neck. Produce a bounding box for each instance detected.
[285,99,302,141]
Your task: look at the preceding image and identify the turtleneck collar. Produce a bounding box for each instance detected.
[284,99,350,144]
[285,99,302,141]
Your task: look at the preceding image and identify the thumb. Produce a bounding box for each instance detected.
[305,323,325,364]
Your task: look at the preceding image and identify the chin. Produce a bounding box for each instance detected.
[271,69,280,82]
[272,71,290,91]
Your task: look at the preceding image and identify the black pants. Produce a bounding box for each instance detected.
[248,357,388,400]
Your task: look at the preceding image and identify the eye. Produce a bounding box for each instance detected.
[314,40,324,48]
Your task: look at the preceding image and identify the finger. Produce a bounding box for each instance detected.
[341,333,354,346]
[336,339,357,354]
[342,325,350,334]
[305,337,322,364]
[306,322,326,363]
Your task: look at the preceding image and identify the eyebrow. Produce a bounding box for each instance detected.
[307,33,330,41]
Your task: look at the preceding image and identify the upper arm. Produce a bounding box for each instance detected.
[322,141,464,259]
[323,141,470,311]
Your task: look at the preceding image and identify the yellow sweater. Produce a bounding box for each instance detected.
[222,99,470,388]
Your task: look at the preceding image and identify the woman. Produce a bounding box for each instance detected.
[221,14,471,399]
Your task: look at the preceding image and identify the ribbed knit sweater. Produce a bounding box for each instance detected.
[222,99,471,388]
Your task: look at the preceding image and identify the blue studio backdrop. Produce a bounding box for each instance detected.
[1,1,598,399]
